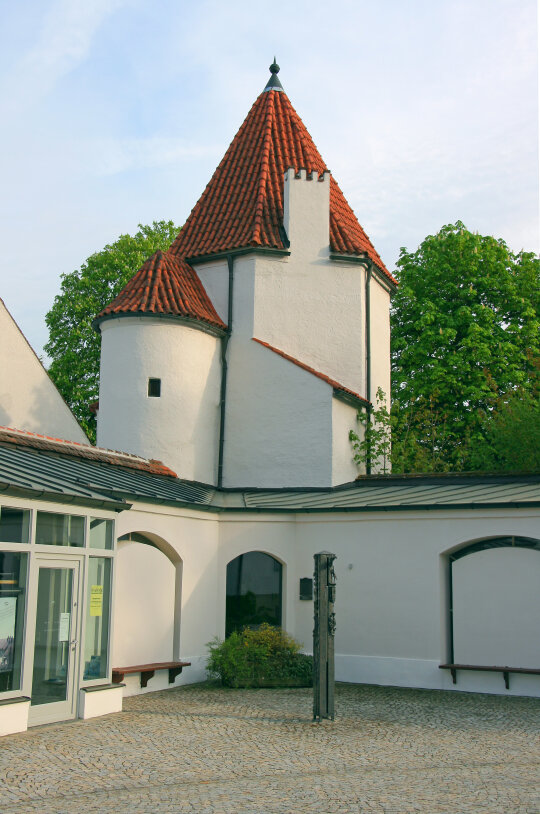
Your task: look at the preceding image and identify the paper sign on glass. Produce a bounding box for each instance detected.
[90,585,103,617]
[58,612,70,642]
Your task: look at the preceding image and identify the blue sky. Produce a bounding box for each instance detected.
[0,0,538,358]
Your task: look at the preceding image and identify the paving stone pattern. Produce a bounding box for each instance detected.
[1,683,539,813]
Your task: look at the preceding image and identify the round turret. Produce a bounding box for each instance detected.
[94,251,226,484]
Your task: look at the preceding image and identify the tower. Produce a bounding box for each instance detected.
[95,62,396,487]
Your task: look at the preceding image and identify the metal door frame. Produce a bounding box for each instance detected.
[25,554,82,726]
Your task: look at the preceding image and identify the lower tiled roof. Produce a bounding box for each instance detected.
[0,427,216,509]
[95,251,226,331]
[0,427,178,478]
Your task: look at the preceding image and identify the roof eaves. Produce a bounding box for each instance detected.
[0,481,127,512]
[92,310,226,337]
[186,247,291,265]
[329,252,398,289]
[333,388,370,410]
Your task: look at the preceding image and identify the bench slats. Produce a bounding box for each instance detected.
[112,661,191,688]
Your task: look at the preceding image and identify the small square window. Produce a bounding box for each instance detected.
[148,378,161,397]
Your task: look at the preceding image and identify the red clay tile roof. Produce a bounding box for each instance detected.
[170,88,395,285]
[0,426,178,478]
[253,339,370,407]
[95,250,226,330]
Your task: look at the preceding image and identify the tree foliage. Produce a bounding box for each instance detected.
[390,222,539,472]
[45,221,179,442]
[350,387,392,474]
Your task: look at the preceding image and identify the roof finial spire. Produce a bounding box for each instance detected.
[264,57,284,92]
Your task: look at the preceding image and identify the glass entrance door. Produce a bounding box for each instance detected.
[28,559,81,726]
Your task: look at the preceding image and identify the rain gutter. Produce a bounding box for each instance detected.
[217,254,234,488]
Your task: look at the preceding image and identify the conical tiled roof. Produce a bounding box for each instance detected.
[95,250,225,331]
[170,80,394,283]
[97,67,394,328]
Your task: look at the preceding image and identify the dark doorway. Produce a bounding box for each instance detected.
[226,552,282,637]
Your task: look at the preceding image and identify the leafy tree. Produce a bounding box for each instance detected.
[45,221,179,442]
[391,222,539,472]
[468,389,540,472]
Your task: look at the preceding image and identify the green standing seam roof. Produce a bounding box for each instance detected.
[241,479,540,511]
[0,442,538,513]
[0,443,216,510]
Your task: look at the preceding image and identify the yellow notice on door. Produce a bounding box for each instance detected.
[89,585,103,617]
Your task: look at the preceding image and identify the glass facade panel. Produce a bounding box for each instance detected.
[36,512,84,547]
[0,551,27,692]
[226,552,282,637]
[83,558,111,680]
[89,518,114,550]
[0,506,30,543]
[31,566,74,705]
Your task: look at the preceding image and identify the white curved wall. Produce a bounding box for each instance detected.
[112,540,176,666]
[97,317,221,484]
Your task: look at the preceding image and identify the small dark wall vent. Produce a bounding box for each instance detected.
[148,378,161,397]
[299,578,313,600]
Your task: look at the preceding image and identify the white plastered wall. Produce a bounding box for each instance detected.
[292,509,540,696]
[0,298,87,442]
[110,499,540,700]
[196,259,229,324]
[112,503,220,696]
[251,169,369,400]
[332,398,360,484]
[224,334,334,488]
[212,507,540,697]
[369,275,391,408]
[252,253,366,400]
[97,317,221,483]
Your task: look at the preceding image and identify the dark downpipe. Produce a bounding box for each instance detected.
[217,255,234,488]
[365,262,373,475]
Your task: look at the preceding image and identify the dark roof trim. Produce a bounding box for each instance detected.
[352,471,540,486]
[187,247,291,265]
[333,388,370,411]
[0,482,127,513]
[93,310,226,338]
[217,501,540,515]
[329,253,398,291]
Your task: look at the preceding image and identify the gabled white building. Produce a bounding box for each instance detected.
[0,297,87,444]
[0,64,538,736]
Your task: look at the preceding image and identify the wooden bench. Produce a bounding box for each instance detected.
[112,661,191,689]
[439,663,540,690]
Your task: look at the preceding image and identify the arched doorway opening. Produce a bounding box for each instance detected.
[113,532,183,665]
[226,551,282,637]
[446,536,540,667]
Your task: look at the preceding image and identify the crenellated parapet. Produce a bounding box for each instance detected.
[283,168,331,258]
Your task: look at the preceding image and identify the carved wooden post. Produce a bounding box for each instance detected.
[313,551,336,721]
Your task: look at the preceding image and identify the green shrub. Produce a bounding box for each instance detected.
[206,624,313,688]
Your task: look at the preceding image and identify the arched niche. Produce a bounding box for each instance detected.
[445,536,540,668]
[113,532,183,664]
[225,551,283,637]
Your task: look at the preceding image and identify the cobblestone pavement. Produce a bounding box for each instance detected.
[1,683,539,813]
